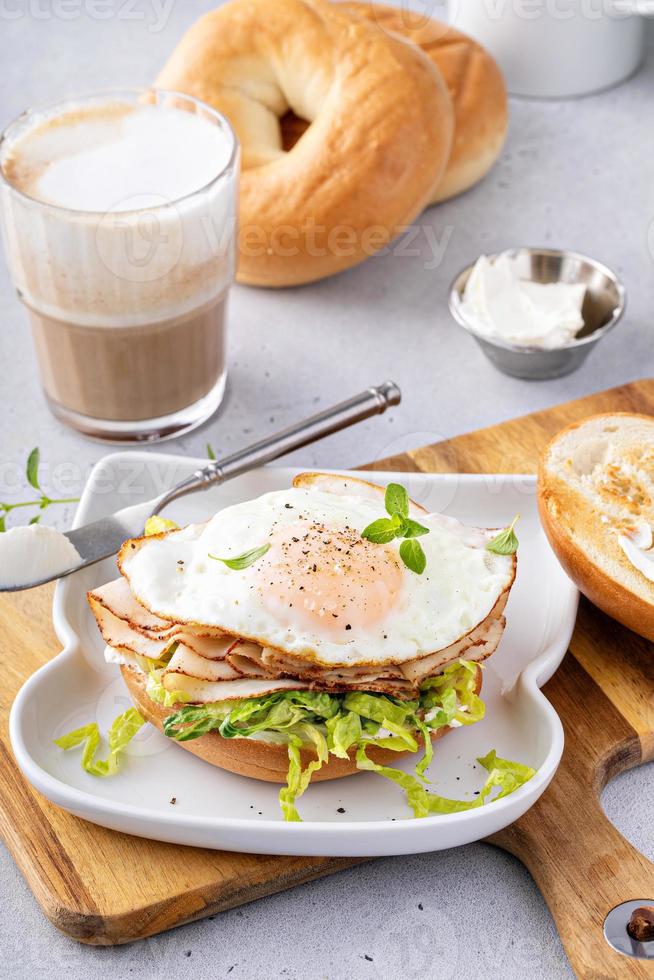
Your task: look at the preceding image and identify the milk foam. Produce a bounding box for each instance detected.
[11,105,233,212]
[0,98,238,327]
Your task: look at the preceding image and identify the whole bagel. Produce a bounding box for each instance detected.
[122,664,480,784]
[156,0,454,287]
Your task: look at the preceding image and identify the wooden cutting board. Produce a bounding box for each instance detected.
[1,380,654,978]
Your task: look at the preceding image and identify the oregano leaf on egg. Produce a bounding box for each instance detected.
[486,516,520,556]
[399,538,427,575]
[384,483,410,520]
[209,543,271,570]
[361,514,403,544]
[400,518,429,538]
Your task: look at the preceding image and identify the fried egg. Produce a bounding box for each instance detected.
[119,476,515,667]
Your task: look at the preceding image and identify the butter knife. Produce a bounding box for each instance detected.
[1,381,401,592]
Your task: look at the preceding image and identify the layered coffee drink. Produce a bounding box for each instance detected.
[0,91,238,440]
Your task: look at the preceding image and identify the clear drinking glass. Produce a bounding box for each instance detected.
[0,89,239,442]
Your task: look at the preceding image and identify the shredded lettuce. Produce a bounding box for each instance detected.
[356,741,433,818]
[423,750,536,815]
[54,658,535,818]
[326,711,361,759]
[55,708,144,776]
[55,644,175,772]
[280,723,329,822]
[161,660,535,821]
[146,663,192,708]
[420,658,485,726]
[162,701,233,739]
[358,743,535,817]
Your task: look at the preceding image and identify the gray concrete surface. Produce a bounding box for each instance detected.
[0,3,653,977]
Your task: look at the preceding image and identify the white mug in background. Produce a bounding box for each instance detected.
[448,0,652,97]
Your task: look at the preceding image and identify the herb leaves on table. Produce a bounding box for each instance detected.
[0,447,80,532]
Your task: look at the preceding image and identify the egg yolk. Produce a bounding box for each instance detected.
[257,521,402,637]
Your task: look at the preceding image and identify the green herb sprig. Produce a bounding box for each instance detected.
[361,483,430,575]
[209,543,271,570]
[486,515,520,556]
[0,448,80,532]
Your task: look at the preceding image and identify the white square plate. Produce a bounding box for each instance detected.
[10,456,578,856]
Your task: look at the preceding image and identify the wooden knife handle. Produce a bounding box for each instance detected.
[488,652,654,978]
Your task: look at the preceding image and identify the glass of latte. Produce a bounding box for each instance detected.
[0,89,238,442]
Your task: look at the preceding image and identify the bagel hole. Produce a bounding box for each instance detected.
[280,110,310,152]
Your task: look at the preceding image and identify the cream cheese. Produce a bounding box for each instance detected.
[461,253,586,349]
[0,523,80,589]
[424,703,467,727]
[104,645,136,667]
[617,523,654,583]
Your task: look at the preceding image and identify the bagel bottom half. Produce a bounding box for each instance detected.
[121,664,481,784]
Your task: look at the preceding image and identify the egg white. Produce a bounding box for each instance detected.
[120,487,514,666]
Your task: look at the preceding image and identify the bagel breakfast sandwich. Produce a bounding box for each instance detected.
[57,474,534,821]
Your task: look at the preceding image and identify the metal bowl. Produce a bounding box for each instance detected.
[448,247,626,380]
